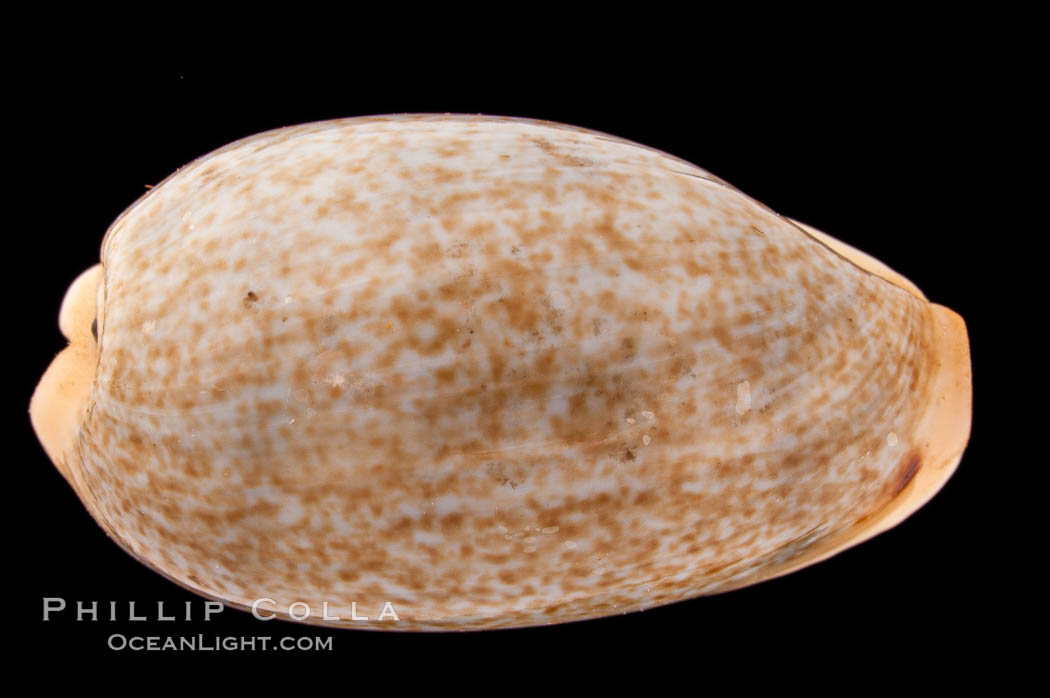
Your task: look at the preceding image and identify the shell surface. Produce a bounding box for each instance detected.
[31,115,971,630]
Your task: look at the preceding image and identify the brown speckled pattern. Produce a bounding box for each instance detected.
[68,115,935,629]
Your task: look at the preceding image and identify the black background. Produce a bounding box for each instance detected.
[13,48,1006,670]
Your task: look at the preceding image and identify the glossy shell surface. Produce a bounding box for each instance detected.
[31,115,972,629]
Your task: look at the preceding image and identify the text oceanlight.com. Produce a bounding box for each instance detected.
[107,634,333,651]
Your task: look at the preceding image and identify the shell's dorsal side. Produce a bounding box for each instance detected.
[31,115,971,630]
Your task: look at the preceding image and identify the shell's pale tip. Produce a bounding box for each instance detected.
[853,303,972,541]
[31,264,102,479]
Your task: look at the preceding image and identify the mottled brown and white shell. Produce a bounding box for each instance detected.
[31,115,971,630]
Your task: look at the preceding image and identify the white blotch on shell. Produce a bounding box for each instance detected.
[736,380,752,415]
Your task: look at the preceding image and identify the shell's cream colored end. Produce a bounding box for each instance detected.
[717,225,972,592]
[783,222,971,517]
[776,303,971,576]
[790,219,971,530]
[859,302,971,537]
[31,264,103,482]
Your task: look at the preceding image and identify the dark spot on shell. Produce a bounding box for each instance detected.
[243,291,259,308]
[486,462,521,488]
[891,451,921,497]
